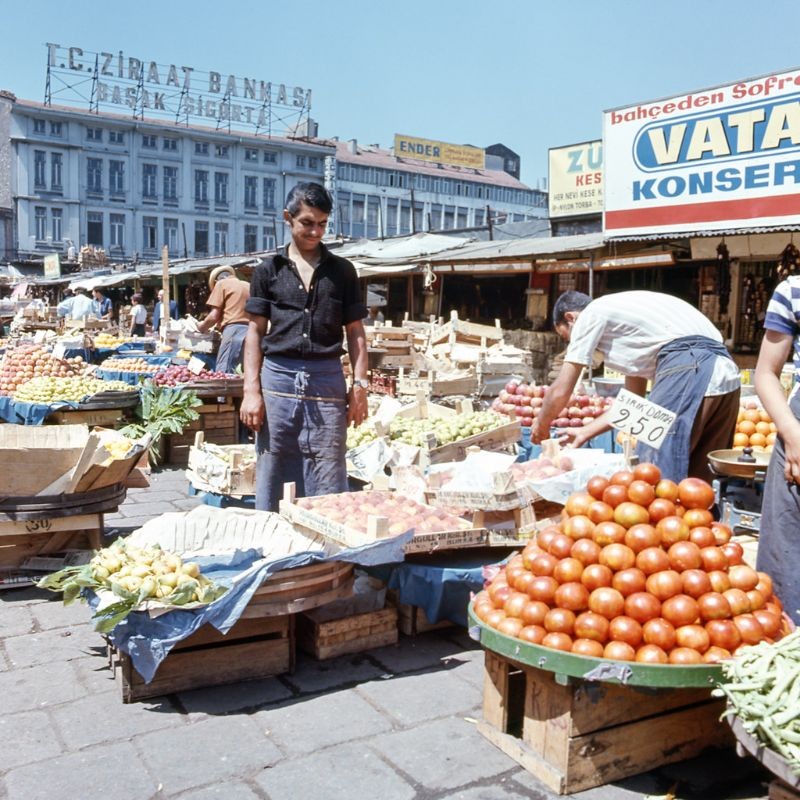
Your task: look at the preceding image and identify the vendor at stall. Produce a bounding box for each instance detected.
[191,266,250,374]
[151,289,179,333]
[240,182,368,512]
[91,287,112,319]
[57,286,93,321]
[532,290,740,482]
[129,294,147,337]
[754,274,800,623]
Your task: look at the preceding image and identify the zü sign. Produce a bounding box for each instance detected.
[604,67,800,235]
[548,141,603,218]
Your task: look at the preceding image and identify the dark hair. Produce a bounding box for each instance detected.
[552,290,591,327]
[285,182,332,216]
[132,293,142,303]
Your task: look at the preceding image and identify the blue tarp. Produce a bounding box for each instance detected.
[0,395,80,425]
[95,356,171,386]
[95,532,413,684]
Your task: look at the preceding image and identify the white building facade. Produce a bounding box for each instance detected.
[332,139,547,239]
[2,94,333,261]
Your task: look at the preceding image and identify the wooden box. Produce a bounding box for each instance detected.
[165,400,239,465]
[110,613,293,703]
[388,591,453,636]
[478,649,733,795]
[186,432,256,497]
[296,606,398,659]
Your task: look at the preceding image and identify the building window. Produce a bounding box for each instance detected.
[215,144,229,158]
[295,155,306,169]
[33,119,46,134]
[413,204,423,233]
[400,201,411,235]
[50,153,63,190]
[163,166,178,201]
[142,163,157,199]
[142,134,156,148]
[214,172,228,205]
[244,148,258,162]
[109,130,124,144]
[367,196,380,238]
[34,150,47,188]
[456,208,468,229]
[264,150,277,164]
[34,206,47,240]
[244,224,258,253]
[194,221,209,255]
[443,206,455,229]
[142,216,158,251]
[163,218,179,252]
[87,211,103,246]
[51,208,62,242]
[262,178,276,210]
[50,121,63,136]
[244,175,258,209]
[87,127,102,142]
[262,227,275,251]
[163,137,177,151]
[352,195,365,238]
[194,170,209,203]
[430,204,442,230]
[474,208,485,227]
[309,157,319,170]
[195,141,209,155]
[214,222,228,254]
[386,200,398,234]
[110,213,125,249]
[87,158,103,194]
[109,160,125,194]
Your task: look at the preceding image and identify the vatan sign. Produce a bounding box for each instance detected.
[394,134,485,170]
[608,389,676,450]
[45,43,312,134]
[548,141,603,218]
[604,67,800,236]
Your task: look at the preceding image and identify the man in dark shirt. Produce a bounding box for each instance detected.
[241,182,369,511]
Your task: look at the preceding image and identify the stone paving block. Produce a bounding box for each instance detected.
[3,741,156,800]
[4,625,104,669]
[0,660,88,713]
[439,780,549,800]
[135,713,282,795]
[118,501,179,517]
[69,651,118,695]
[50,686,181,749]
[176,783,262,800]
[30,597,92,630]
[173,497,205,511]
[283,651,386,694]
[255,688,394,756]
[128,490,186,504]
[254,740,415,800]
[0,604,35,638]
[439,648,485,690]
[178,676,293,716]
[0,710,64,770]
[356,667,480,726]
[370,716,516,792]
[370,630,477,674]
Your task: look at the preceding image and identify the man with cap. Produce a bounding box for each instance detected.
[151,289,179,333]
[195,266,251,374]
[57,286,93,321]
[240,181,368,512]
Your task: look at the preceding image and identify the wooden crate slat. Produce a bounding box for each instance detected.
[296,607,398,660]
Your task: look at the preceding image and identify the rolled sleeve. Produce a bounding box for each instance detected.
[340,259,366,324]
[245,296,271,318]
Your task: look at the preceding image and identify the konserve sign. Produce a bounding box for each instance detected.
[604,68,800,235]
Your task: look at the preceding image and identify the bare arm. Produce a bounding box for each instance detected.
[196,307,222,333]
[345,319,369,427]
[531,360,583,444]
[239,316,268,431]
[755,329,800,482]
[625,375,648,396]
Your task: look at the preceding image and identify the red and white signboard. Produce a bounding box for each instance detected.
[604,67,800,236]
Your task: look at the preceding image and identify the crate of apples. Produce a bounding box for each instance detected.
[492,381,613,429]
[153,365,238,387]
[473,462,788,665]
[0,345,86,396]
[733,399,776,452]
[99,357,160,374]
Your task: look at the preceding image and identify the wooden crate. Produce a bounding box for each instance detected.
[771,780,800,800]
[111,613,293,703]
[396,368,478,398]
[165,400,239,465]
[46,407,128,427]
[297,606,398,659]
[186,432,256,497]
[0,513,103,569]
[478,649,733,795]
[388,591,453,636]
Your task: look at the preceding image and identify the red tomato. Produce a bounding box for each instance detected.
[497,617,524,638]
[609,470,636,487]
[544,607,576,634]
[613,502,650,529]
[624,592,662,624]
[636,546,671,576]
[574,611,610,642]
[655,478,680,502]
[571,538,601,566]
[530,553,558,577]
[669,647,703,664]
[563,515,596,540]
[647,498,677,523]
[564,492,593,517]
[625,523,661,553]
[554,582,590,612]
[627,479,656,507]
[697,592,732,621]
[612,567,647,597]
[681,569,713,599]
[602,484,629,508]
[675,624,710,653]
[529,576,559,604]
[661,594,700,627]
[581,563,614,591]
[520,600,549,627]
[633,462,661,485]
[642,617,677,651]
[593,521,627,546]
[608,615,644,647]
[636,644,669,663]
[646,570,683,601]
[668,541,703,572]
[657,515,690,546]
[572,638,605,657]
[587,475,610,501]
[603,640,636,661]
[518,624,546,644]
[600,543,636,571]
[585,501,615,525]
[677,477,715,510]
[542,632,573,652]
[588,586,625,619]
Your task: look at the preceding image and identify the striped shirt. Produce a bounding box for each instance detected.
[764,276,800,378]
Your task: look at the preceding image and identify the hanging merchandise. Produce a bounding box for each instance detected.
[716,241,731,315]
[777,241,800,280]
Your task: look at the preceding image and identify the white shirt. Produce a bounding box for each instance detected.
[565,291,739,396]
[131,304,148,325]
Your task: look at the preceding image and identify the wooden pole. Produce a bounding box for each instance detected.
[161,245,170,346]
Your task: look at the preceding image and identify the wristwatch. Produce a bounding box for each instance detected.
[352,378,370,390]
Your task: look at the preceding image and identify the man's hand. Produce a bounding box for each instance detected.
[347,385,368,427]
[240,391,265,432]
[556,426,593,449]
[183,315,199,333]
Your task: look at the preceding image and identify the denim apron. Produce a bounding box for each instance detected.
[756,389,800,623]
[215,322,248,374]
[636,335,732,482]
[255,355,348,512]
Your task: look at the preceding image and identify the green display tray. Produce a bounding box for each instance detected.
[469,603,724,688]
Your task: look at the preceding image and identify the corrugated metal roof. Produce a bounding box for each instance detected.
[424,232,606,263]
[336,233,474,261]
[608,225,800,242]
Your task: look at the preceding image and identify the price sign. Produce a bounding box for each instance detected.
[608,389,676,450]
[52,343,66,361]
[187,356,205,375]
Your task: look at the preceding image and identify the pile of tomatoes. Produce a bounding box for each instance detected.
[473,463,786,665]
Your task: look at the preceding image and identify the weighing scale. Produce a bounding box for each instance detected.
[707,447,770,534]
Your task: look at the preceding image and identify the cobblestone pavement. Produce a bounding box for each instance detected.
[0,468,774,800]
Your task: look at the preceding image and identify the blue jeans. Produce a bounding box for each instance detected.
[215,323,248,374]
[255,356,348,512]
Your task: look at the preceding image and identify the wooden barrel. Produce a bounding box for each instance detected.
[0,482,127,521]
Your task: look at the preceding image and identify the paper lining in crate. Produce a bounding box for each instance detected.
[178,329,221,353]
[186,431,256,497]
[279,483,488,554]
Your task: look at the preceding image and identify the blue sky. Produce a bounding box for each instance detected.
[2,0,798,185]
